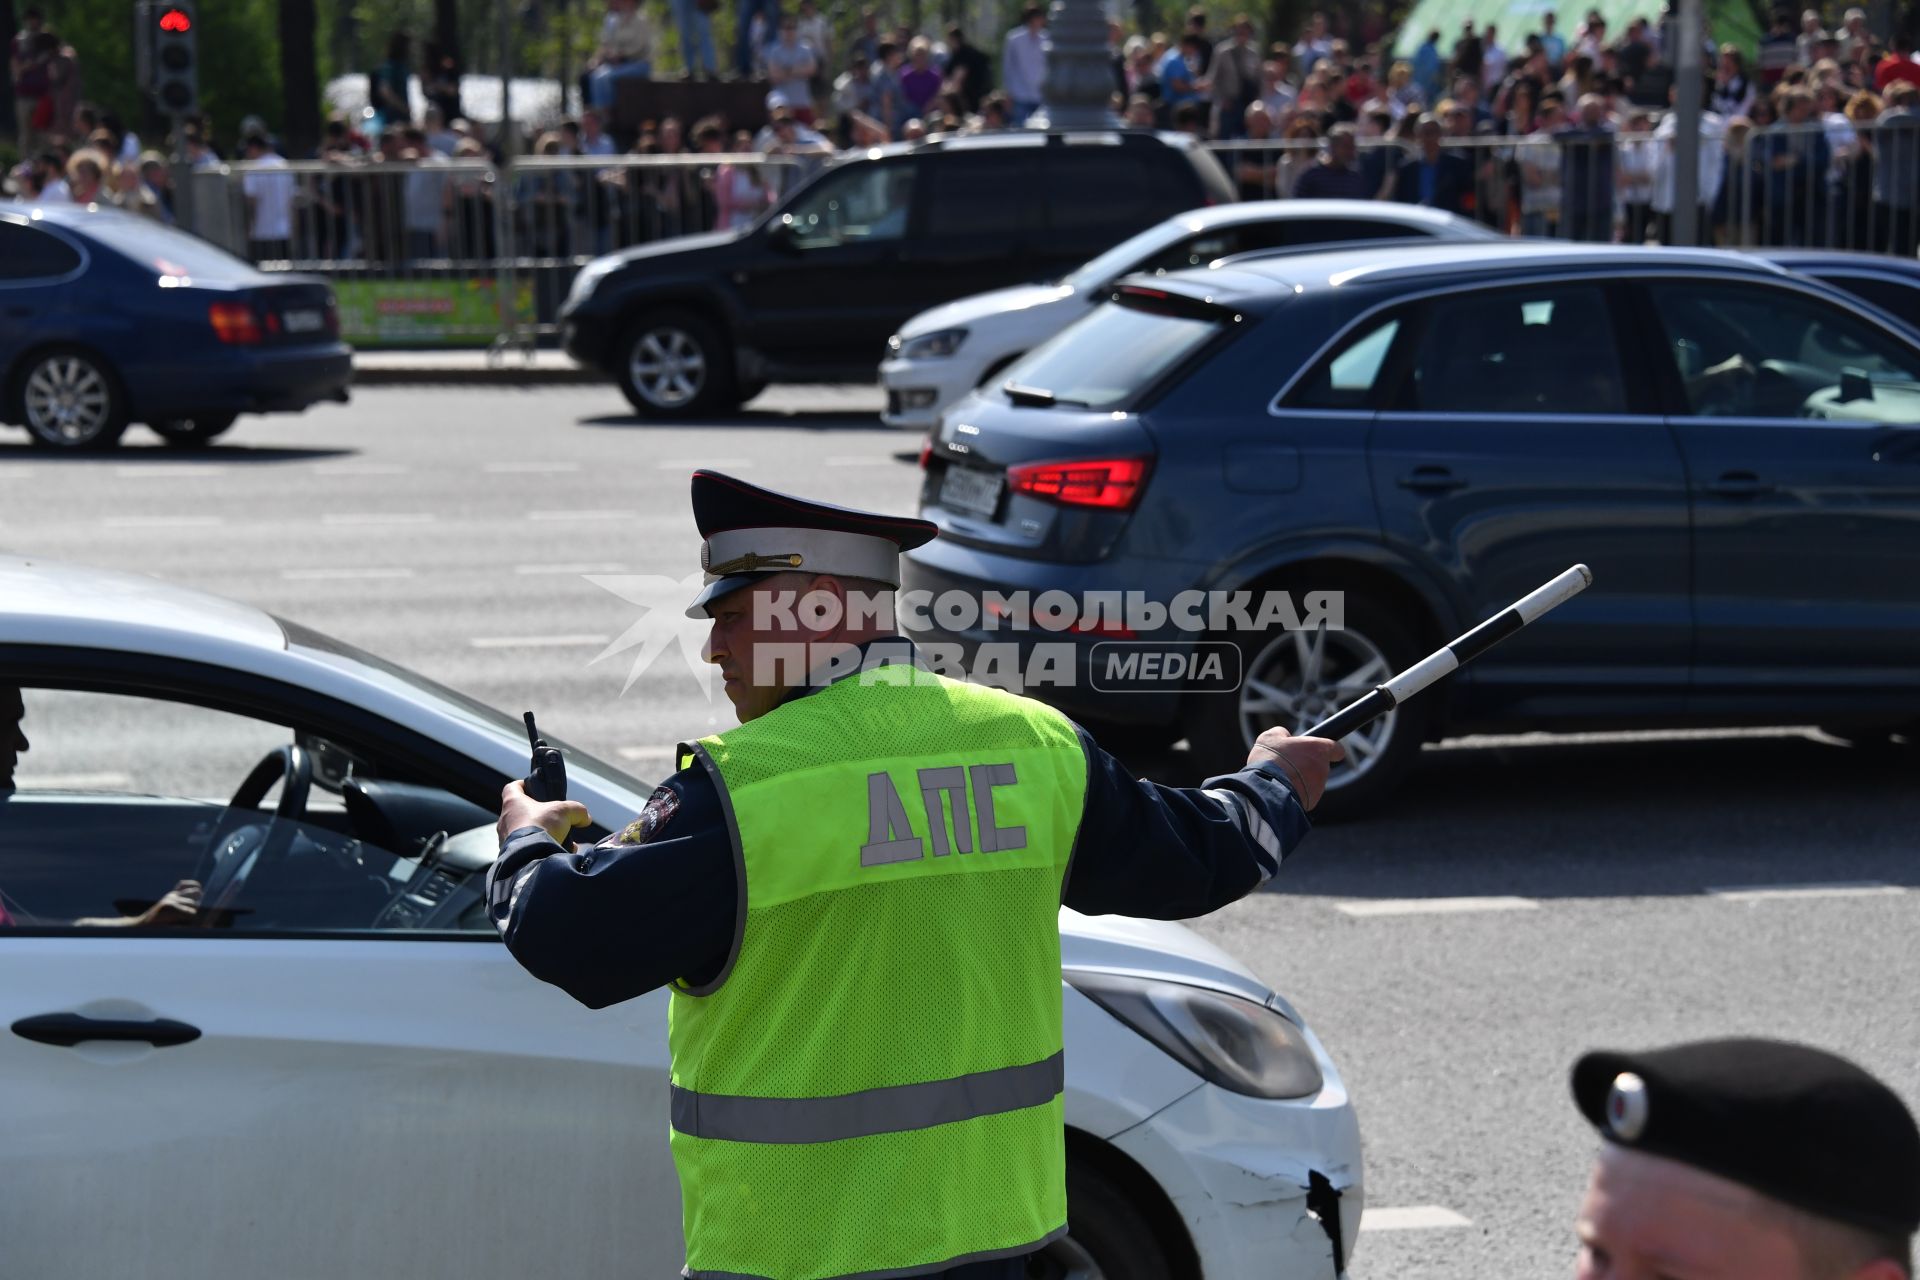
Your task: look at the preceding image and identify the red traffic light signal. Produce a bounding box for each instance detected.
[158,7,192,32]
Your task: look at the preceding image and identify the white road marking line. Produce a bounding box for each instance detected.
[485,461,582,473]
[1360,1206,1474,1232]
[1335,896,1540,918]
[281,567,417,581]
[321,512,436,526]
[16,771,133,790]
[1708,882,1905,903]
[309,463,410,476]
[526,510,633,521]
[112,464,228,479]
[824,455,894,467]
[469,634,611,649]
[514,562,629,575]
[103,515,224,529]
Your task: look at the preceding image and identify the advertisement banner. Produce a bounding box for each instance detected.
[334,278,534,348]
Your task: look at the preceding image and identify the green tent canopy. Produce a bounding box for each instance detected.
[1390,0,1763,65]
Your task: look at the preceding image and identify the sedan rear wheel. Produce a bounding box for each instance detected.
[18,348,128,449]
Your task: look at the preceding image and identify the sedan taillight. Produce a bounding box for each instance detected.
[1008,457,1151,510]
[209,302,262,345]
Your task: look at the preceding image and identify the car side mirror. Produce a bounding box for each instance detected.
[767,216,802,254]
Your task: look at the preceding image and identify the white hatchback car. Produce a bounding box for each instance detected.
[880,199,1498,430]
[0,557,1363,1280]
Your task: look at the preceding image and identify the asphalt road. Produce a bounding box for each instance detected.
[5,384,1918,1280]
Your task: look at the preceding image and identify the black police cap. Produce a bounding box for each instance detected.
[686,470,938,618]
[1572,1038,1920,1236]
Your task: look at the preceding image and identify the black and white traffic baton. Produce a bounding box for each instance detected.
[1302,564,1593,742]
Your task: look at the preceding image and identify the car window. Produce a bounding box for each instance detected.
[783,161,915,248]
[1400,284,1627,415]
[0,221,83,280]
[0,688,494,935]
[1045,152,1153,232]
[996,300,1223,410]
[1287,315,1403,410]
[1647,280,1920,421]
[1806,275,1920,333]
[923,158,1042,239]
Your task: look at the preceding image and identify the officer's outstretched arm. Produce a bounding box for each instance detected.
[1058,726,1310,920]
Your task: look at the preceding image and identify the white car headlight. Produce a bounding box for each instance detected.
[899,328,969,359]
[1068,970,1324,1099]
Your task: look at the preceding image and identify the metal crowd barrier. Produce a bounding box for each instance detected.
[189,153,804,352]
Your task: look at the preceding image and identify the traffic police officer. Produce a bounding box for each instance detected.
[488,470,1345,1280]
[1571,1037,1920,1280]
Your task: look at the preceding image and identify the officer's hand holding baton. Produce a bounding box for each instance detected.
[1238,565,1594,813]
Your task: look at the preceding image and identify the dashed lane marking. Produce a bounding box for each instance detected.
[1360,1206,1474,1232]
[485,462,582,473]
[1707,882,1906,903]
[309,463,410,476]
[1335,896,1540,918]
[112,464,228,479]
[15,771,133,790]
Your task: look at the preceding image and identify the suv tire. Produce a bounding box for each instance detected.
[615,310,737,419]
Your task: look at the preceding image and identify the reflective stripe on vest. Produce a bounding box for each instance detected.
[670,1050,1064,1145]
[681,1228,1072,1280]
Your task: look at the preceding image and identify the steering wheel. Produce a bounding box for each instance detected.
[195,745,314,923]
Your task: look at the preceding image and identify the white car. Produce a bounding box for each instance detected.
[0,557,1363,1280]
[880,199,1498,430]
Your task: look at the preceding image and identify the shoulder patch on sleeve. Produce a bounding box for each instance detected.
[615,785,682,845]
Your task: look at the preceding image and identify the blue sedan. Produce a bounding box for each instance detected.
[0,204,351,449]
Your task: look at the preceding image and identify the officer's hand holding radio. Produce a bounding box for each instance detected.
[496,712,593,849]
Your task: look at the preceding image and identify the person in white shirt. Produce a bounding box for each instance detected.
[1481,24,1508,91]
[239,131,295,262]
[1650,91,1724,245]
[1002,5,1048,123]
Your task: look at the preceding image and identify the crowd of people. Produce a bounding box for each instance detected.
[8,0,1920,260]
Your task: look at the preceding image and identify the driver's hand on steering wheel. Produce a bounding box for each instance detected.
[498,780,593,852]
[137,879,202,927]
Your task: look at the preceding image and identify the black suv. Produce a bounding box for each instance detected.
[558,130,1234,417]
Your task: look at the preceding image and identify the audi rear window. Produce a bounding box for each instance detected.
[994,296,1226,410]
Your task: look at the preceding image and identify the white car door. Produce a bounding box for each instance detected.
[0,686,683,1280]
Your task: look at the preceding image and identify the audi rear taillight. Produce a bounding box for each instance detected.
[1008,457,1151,510]
[209,302,262,344]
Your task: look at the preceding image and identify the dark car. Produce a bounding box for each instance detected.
[902,242,1920,814]
[559,130,1234,418]
[0,204,350,451]
[1758,249,1920,334]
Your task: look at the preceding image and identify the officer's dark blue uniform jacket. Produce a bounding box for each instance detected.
[490,664,1312,1005]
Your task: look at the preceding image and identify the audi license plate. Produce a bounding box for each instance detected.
[939,467,1003,518]
[283,308,326,334]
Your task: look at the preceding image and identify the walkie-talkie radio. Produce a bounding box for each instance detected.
[522,712,567,803]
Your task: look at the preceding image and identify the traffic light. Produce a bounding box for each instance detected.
[139,1,199,117]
